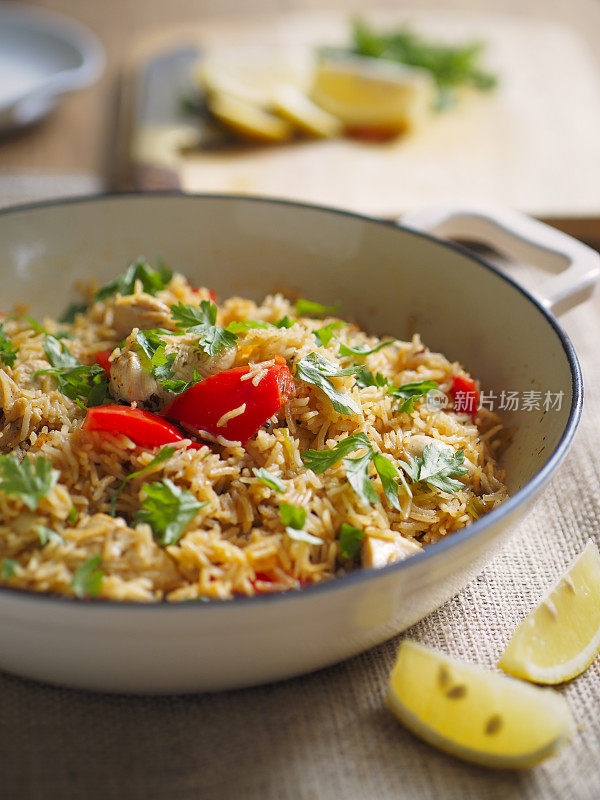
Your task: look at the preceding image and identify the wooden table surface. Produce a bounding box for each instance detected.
[2,0,600,183]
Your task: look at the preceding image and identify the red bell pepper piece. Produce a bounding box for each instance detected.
[162,358,295,444]
[94,349,113,373]
[83,405,190,448]
[450,374,480,422]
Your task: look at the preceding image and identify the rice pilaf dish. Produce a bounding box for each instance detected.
[0,260,508,601]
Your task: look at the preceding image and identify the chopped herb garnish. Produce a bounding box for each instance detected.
[171,301,238,357]
[252,467,286,493]
[274,316,295,329]
[302,433,411,507]
[0,323,18,367]
[392,379,439,413]
[295,352,361,415]
[110,446,176,516]
[134,330,197,395]
[225,320,270,333]
[338,523,365,560]
[71,555,104,598]
[355,367,390,389]
[279,502,323,544]
[338,339,396,358]
[135,479,206,546]
[23,315,47,334]
[94,258,173,302]
[295,299,340,317]
[1,558,17,579]
[402,443,468,494]
[0,454,58,511]
[34,335,110,407]
[68,506,78,525]
[37,525,63,546]
[42,334,80,370]
[59,302,89,324]
[314,320,345,347]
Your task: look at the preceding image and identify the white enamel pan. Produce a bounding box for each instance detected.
[0,194,597,693]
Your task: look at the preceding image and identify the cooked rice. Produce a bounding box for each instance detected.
[0,270,509,601]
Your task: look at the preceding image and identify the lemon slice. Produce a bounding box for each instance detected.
[387,641,575,768]
[499,540,600,684]
[207,92,293,143]
[272,84,343,139]
[311,54,435,134]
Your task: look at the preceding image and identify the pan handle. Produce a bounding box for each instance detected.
[400,204,600,316]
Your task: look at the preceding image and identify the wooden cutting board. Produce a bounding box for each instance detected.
[119,10,600,222]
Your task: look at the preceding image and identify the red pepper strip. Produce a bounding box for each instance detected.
[191,288,217,303]
[94,349,113,373]
[83,405,191,449]
[162,358,295,445]
[450,374,480,422]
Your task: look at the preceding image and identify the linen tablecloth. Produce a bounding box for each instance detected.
[0,183,599,799]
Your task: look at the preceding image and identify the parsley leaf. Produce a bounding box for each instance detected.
[68,506,78,525]
[0,455,58,510]
[43,335,80,369]
[302,432,372,474]
[110,446,176,516]
[338,339,396,357]
[71,555,104,598]
[314,320,345,347]
[402,443,468,493]
[0,323,18,367]
[338,523,365,560]
[295,299,340,317]
[135,479,206,546]
[171,301,238,357]
[295,353,361,415]
[252,467,286,493]
[371,452,408,509]
[134,330,200,396]
[279,502,323,544]
[225,320,270,333]
[94,258,173,302]
[391,379,439,413]
[274,316,295,329]
[37,525,64,546]
[355,367,390,389]
[23,315,47,334]
[344,450,378,506]
[59,302,89,324]
[1,558,18,579]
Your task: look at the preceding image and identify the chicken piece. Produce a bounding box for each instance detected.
[109,294,174,340]
[109,330,237,412]
[361,535,421,569]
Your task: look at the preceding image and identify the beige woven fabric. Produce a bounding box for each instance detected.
[0,187,599,799]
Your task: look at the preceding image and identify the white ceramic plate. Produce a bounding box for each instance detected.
[0,3,105,132]
[0,194,597,693]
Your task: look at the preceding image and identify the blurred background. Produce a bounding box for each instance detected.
[1,0,600,243]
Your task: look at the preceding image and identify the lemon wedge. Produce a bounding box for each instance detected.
[207,92,293,143]
[387,641,575,768]
[272,84,343,138]
[311,55,435,135]
[499,539,600,684]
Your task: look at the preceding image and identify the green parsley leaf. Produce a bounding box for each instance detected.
[71,555,104,598]
[279,502,323,544]
[110,446,176,517]
[0,455,58,511]
[171,301,238,357]
[1,557,18,579]
[68,506,78,525]
[372,451,407,509]
[338,339,396,357]
[225,319,270,333]
[338,523,365,560]
[391,379,439,413]
[35,363,110,408]
[37,525,64,546]
[59,302,89,324]
[295,298,340,317]
[0,323,18,367]
[344,450,379,506]
[314,320,345,347]
[274,316,295,329]
[94,258,173,302]
[252,467,286,493]
[43,335,80,369]
[23,315,47,334]
[302,432,372,474]
[402,443,468,494]
[135,479,206,546]
[134,331,200,396]
[354,367,390,389]
[295,352,361,415]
